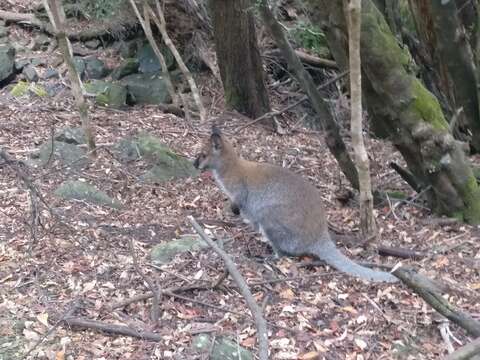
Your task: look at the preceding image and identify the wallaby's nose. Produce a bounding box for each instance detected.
[193,157,200,169]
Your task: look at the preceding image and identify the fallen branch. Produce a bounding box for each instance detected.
[378,245,426,260]
[265,48,337,69]
[0,10,137,40]
[187,216,269,360]
[59,317,163,341]
[444,337,480,360]
[393,267,480,337]
[128,237,160,326]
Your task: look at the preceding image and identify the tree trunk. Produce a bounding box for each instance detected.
[409,0,480,152]
[258,0,360,191]
[348,0,376,237]
[310,0,480,224]
[209,0,271,120]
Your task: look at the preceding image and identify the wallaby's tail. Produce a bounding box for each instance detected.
[315,240,398,283]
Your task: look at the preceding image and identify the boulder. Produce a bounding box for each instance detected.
[31,34,50,51]
[14,58,30,72]
[121,73,172,104]
[74,57,86,78]
[84,57,109,79]
[192,334,253,360]
[84,39,101,49]
[136,43,175,74]
[115,133,197,182]
[55,180,121,209]
[85,80,127,108]
[54,127,86,145]
[0,44,15,83]
[151,235,207,264]
[30,140,88,169]
[22,64,38,82]
[110,58,139,80]
[0,25,8,38]
[44,68,59,79]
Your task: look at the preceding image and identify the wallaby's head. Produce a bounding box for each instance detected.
[193,126,237,171]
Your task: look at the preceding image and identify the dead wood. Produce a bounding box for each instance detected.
[393,267,480,337]
[59,317,163,341]
[188,215,269,360]
[0,10,137,41]
[265,48,337,69]
[377,245,426,260]
[128,237,160,326]
[444,337,480,360]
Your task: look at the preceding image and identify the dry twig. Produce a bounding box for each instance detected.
[444,337,480,360]
[187,216,269,360]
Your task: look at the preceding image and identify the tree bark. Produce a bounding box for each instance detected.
[43,0,95,154]
[310,0,480,224]
[348,0,376,237]
[258,0,360,191]
[209,0,271,120]
[409,0,480,152]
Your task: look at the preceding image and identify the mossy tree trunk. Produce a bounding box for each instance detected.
[409,0,480,152]
[209,0,271,120]
[310,0,480,224]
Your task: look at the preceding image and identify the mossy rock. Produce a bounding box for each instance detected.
[55,180,121,209]
[85,80,127,108]
[0,44,15,82]
[111,58,139,80]
[54,127,86,145]
[29,141,88,169]
[192,334,253,360]
[121,73,172,105]
[115,133,198,182]
[151,235,207,264]
[136,43,175,73]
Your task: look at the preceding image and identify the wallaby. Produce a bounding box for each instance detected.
[194,126,397,283]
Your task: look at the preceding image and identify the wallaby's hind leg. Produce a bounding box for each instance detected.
[260,222,306,257]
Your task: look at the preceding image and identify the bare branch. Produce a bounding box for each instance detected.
[393,267,480,338]
[148,1,207,121]
[444,337,480,360]
[187,216,269,360]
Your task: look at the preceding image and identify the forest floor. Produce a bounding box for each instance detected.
[1,2,480,359]
[1,82,480,360]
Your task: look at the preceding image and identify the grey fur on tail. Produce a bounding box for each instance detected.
[314,240,398,283]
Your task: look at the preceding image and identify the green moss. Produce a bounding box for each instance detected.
[362,2,411,68]
[10,81,29,97]
[458,174,480,224]
[409,79,448,131]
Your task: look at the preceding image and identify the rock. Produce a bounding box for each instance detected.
[136,43,175,74]
[74,57,86,78]
[10,80,47,97]
[84,39,101,49]
[121,73,172,104]
[31,34,50,51]
[84,56,109,79]
[85,80,127,108]
[116,38,142,59]
[55,180,121,209]
[14,58,30,72]
[151,235,207,264]
[0,44,15,83]
[192,334,253,360]
[0,26,9,38]
[30,58,46,66]
[54,127,86,145]
[22,64,38,82]
[115,133,197,182]
[110,58,139,80]
[44,68,59,79]
[29,140,88,169]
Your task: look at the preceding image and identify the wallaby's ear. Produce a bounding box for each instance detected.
[211,125,222,151]
[211,133,222,151]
